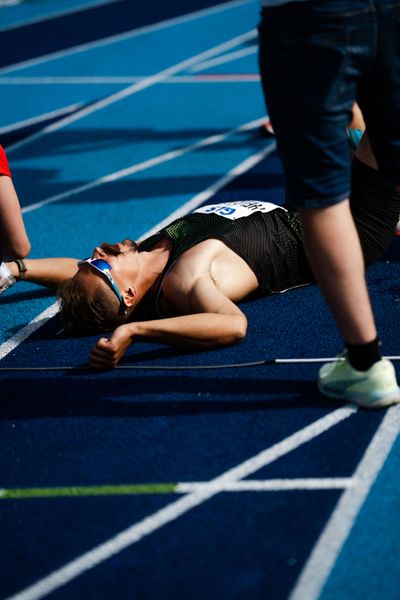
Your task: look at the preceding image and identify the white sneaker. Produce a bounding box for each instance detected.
[319,356,400,409]
[0,262,16,295]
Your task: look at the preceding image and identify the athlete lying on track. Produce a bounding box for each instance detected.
[1,132,400,407]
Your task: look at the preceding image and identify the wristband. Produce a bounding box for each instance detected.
[347,128,364,151]
[15,259,27,280]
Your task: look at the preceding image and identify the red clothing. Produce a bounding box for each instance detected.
[0,145,11,177]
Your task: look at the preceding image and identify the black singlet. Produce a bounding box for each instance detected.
[138,156,400,315]
[139,206,312,298]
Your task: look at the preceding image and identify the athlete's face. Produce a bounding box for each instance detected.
[88,239,139,285]
[76,239,139,306]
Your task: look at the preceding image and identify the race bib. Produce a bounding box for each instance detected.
[193,200,285,221]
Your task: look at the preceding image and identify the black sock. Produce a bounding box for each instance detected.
[346,337,381,371]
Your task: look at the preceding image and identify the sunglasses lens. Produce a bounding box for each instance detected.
[78,258,111,271]
[90,259,111,271]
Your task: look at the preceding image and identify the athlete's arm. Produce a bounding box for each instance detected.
[349,102,365,132]
[0,170,31,261]
[6,257,78,288]
[89,275,248,368]
[354,132,378,170]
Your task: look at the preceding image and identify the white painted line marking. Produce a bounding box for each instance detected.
[289,404,400,600]
[193,74,260,81]
[189,45,257,73]
[0,0,21,6]
[0,103,84,135]
[7,29,257,154]
[0,478,355,498]
[0,303,59,361]
[200,407,357,486]
[19,116,266,214]
[0,0,121,32]
[141,141,277,239]
[0,0,122,33]
[177,478,355,493]
[5,406,356,600]
[0,0,255,75]
[0,76,146,85]
[0,74,260,84]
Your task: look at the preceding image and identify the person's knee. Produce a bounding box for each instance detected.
[11,238,31,259]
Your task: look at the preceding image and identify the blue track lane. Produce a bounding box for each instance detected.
[0,0,237,67]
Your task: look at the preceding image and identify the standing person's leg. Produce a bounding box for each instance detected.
[258,0,400,406]
[357,1,400,187]
[299,201,376,345]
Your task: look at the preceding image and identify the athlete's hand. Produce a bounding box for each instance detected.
[89,325,133,369]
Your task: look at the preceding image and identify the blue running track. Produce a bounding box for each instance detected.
[0,1,399,599]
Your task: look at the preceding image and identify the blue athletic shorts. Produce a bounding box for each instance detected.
[258,0,400,208]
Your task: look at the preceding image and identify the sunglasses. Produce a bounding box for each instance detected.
[78,257,127,313]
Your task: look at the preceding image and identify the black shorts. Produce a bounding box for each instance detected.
[350,157,400,267]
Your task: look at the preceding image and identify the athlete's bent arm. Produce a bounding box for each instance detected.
[0,175,31,261]
[89,276,248,368]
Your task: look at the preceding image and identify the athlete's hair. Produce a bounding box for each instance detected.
[57,276,127,333]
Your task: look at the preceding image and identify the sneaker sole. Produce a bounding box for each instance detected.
[318,382,400,409]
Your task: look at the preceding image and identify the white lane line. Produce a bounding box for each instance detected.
[0,73,260,85]
[177,478,355,493]
[0,74,260,84]
[141,141,277,239]
[0,76,144,85]
[0,303,59,361]
[7,29,257,154]
[197,407,357,487]
[0,0,256,75]
[289,403,400,600]
[0,0,21,6]
[0,478,356,498]
[19,115,266,214]
[189,45,257,73]
[0,0,122,33]
[0,103,84,135]
[5,406,356,600]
